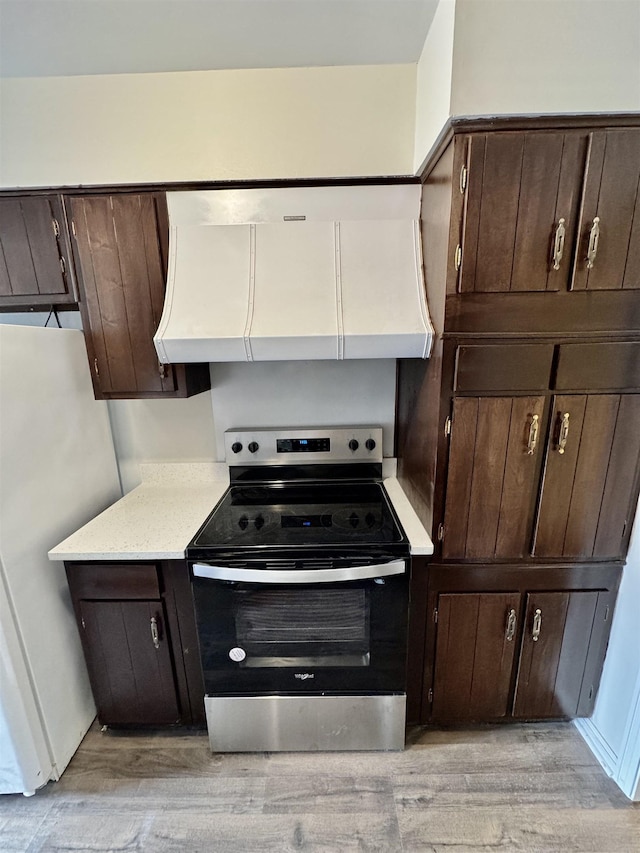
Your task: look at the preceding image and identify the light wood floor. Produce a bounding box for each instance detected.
[1,722,638,852]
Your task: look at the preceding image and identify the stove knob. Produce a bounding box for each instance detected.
[365,438,376,452]
[348,439,359,452]
[248,442,259,454]
[231,442,243,454]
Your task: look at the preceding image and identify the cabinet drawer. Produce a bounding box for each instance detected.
[454,344,554,392]
[555,343,640,391]
[66,563,161,600]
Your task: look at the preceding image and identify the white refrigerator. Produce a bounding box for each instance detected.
[0,324,121,796]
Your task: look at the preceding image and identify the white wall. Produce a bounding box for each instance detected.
[413,0,640,168]
[0,65,416,187]
[576,497,640,800]
[413,0,456,173]
[209,359,397,455]
[451,0,640,117]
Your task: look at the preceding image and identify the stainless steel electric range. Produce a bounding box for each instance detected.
[187,427,411,752]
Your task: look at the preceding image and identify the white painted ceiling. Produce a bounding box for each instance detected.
[0,0,439,78]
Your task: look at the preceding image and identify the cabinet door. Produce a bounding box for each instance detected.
[572,129,640,291]
[79,599,180,725]
[0,195,75,305]
[513,591,599,718]
[69,194,177,396]
[459,131,586,293]
[432,592,520,721]
[443,396,545,559]
[534,394,640,559]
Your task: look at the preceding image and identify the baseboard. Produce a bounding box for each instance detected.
[574,717,618,779]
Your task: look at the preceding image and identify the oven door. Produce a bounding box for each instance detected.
[191,559,409,695]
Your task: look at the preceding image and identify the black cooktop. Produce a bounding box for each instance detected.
[187,481,409,560]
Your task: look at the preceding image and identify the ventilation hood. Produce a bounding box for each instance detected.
[154,186,433,364]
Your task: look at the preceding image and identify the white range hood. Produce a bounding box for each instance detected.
[154,186,433,364]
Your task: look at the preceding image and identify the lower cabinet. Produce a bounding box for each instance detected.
[65,560,205,726]
[421,564,620,725]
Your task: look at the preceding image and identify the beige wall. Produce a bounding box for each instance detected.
[413,0,640,168]
[0,64,416,187]
[413,0,456,173]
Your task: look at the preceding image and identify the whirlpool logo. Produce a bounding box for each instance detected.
[294,673,315,680]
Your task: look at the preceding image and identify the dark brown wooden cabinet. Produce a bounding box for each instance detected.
[397,115,640,725]
[65,561,205,727]
[78,598,180,725]
[424,565,619,724]
[456,126,640,295]
[0,195,76,308]
[68,193,210,400]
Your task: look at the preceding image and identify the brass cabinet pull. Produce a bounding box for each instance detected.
[150,615,160,649]
[505,609,517,642]
[586,216,600,269]
[532,608,542,642]
[552,218,566,270]
[527,414,539,455]
[93,358,99,377]
[557,412,570,454]
[454,244,462,271]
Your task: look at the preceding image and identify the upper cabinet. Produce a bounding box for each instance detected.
[68,193,210,400]
[0,195,76,308]
[454,127,640,295]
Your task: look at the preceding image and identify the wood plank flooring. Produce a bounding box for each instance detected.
[1,722,638,852]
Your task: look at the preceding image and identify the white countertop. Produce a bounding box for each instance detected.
[49,462,433,561]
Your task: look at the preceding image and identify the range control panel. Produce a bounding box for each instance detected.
[224,427,383,465]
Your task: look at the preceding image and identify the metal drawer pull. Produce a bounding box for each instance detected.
[193,560,406,585]
[586,216,600,268]
[150,615,160,649]
[527,414,539,455]
[557,412,570,454]
[552,218,566,270]
[532,608,542,642]
[505,609,517,642]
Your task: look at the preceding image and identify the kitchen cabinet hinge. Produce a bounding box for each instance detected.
[459,164,467,194]
[437,523,444,542]
[52,218,60,238]
[433,607,438,624]
[428,688,433,703]
[444,416,452,438]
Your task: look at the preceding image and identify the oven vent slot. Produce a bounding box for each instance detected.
[298,559,334,570]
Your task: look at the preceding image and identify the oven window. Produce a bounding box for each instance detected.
[233,588,370,667]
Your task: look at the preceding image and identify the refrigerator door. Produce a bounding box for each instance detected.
[0,325,121,794]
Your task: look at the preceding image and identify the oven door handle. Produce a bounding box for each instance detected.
[192,560,406,584]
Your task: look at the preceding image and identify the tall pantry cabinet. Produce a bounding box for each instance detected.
[398,115,640,726]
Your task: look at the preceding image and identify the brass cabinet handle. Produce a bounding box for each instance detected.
[527,414,540,455]
[552,218,566,271]
[93,358,99,377]
[150,615,160,649]
[505,609,517,642]
[532,608,542,642]
[557,412,570,454]
[586,216,600,269]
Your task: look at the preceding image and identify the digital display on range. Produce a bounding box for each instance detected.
[276,437,330,453]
